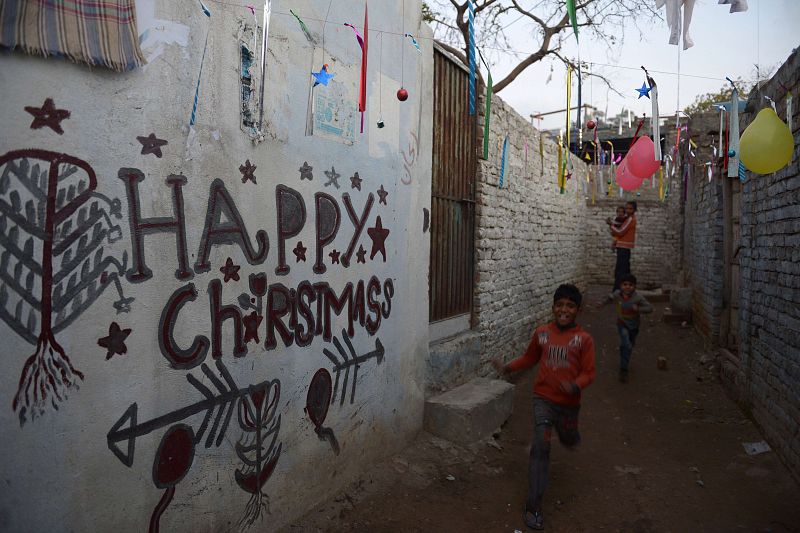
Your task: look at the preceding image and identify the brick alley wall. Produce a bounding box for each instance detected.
[685,48,800,482]
[735,48,800,482]
[684,112,726,341]
[474,93,591,363]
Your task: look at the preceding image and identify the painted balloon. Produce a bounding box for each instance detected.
[739,108,794,174]
[397,88,409,101]
[587,120,596,130]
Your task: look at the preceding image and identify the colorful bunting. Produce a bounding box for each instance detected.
[290,9,315,44]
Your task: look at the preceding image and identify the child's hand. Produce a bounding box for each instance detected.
[491,358,507,376]
[559,380,579,395]
[631,304,639,312]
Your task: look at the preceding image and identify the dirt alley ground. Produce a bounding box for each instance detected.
[288,286,800,533]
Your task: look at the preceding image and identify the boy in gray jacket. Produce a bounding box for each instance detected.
[599,273,653,382]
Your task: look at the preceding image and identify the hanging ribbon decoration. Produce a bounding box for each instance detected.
[576,64,583,157]
[468,0,476,115]
[499,135,509,188]
[256,1,272,133]
[190,2,212,127]
[727,78,740,177]
[538,117,544,174]
[478,48,492,159]
[787,92,793,131]
[642,67,661,161]
[659,166,665,201]
[290,9,315,44]
[404,33,422,53]
[562,64,573,194]
[344,4,368,133]
[567,0,579,42]
[557,136,563,192]
[605,140,614,197]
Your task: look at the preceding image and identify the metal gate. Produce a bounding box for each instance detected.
[429,46,476,322]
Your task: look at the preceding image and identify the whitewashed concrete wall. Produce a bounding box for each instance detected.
[0,1,432,530]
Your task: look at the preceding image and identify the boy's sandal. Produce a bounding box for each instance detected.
[524,509,544,530]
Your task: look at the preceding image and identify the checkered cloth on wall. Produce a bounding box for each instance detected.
[0,0,145,72]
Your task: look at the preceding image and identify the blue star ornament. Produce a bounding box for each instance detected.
[636,82,652,99]
[312,64,335,87]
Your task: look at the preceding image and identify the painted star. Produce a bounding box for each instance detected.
[220,257,241,283]
[239,159,257,184]
[329,249,341,264]
[377,185,389,205]
[635,82,652,99]
[299,161,313,181]
[350,172,362,191]
[324,166,341,189]
[356,245,367,264]
[24,98,70,134]
[312,64,335,87]
[293,241,307,262]
[137,133,168,158]
[112,296,135,314]
[367,216,390,262]
[98,322,132,360]
[243,311,264,344]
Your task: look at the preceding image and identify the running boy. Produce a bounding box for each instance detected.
[492,284,596,530]
[598,273,653,382]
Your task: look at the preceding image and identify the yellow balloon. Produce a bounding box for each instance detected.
[739,108,794,174]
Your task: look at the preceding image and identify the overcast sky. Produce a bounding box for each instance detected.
[453,0,799,130]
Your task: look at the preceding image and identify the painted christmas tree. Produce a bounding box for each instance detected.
[0,149,131,426]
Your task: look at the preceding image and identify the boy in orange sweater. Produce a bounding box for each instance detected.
[492,284,596,530]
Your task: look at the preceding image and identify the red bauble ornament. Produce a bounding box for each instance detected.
[587,120,596,130]
[397,88,409,101]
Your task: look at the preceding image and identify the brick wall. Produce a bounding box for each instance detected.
[735,49,800,482]
[474,93,591,363]
[684,113,726,341]
[685,48,800,482]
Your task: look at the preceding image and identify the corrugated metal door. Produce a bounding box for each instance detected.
[429,47,476,322]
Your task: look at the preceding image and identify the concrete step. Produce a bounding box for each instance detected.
[426,330,482,395]
[423,377,515,444]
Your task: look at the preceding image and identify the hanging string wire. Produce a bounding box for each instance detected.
[379,31,383,116]
[203,0,745,84]
[401,0,405,87]
[321,0,334,64]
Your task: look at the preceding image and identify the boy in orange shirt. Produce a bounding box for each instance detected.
[493,284,596,530]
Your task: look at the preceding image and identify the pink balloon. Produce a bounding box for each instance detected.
[616,158,645,191]
[626,136,661,178]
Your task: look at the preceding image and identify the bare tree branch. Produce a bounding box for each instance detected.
[425,0,659,94]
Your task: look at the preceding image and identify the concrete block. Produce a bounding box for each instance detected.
[423,378,515,443]
[670,287,693,313]
[426,331,482,395]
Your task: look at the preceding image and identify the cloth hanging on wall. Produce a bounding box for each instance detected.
[0,0,145,72]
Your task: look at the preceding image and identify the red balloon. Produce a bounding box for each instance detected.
[626,136,661,178]
[587,120,596,130]
[616,158,645,191]
[397,88,409,101]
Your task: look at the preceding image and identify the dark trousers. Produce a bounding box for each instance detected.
[618,323,640,371]
[613,247,631,290]
[526,397,581,513]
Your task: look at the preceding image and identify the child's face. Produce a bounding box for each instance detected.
[620,281,635,295]
[625,203,635,216]
[616,207,625,217]
[552,297,580,327]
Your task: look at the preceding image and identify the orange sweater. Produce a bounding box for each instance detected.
[611,214,636,249]
[506,322,596,406]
